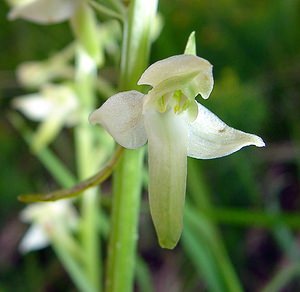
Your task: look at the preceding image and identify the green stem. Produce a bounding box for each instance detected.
[79,187,100,291]
[51,229,85,263]
[119,0,157,90]
[106,0,125,14]
[75,126,101,292]
[105,1,158,291]
[73,48,100,291]
[106,149,144,292]
[53,240,96,292]
[89,0,123,21]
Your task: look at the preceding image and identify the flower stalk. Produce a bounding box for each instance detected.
[73,48,101,291]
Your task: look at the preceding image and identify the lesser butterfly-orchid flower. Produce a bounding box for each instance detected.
[89,54,265,249]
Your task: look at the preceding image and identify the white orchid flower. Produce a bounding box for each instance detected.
[16,44,75,89]
[13,84,79,150]
[13,84,78,123]
[89,54,265,249]
[17,59,74,89]
[8,0,80,24]
[19,200,78,253]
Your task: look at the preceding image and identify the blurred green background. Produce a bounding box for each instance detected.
[1,0,300,291]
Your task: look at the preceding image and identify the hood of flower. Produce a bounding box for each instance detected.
[140,54,213,121]
[143,84,199,123]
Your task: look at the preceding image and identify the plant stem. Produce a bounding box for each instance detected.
[105,1,158,291]
[89,0,123,21]
[53,240,96,292]
[106,149,144,292]
[74,48,100,292]
[119,0,157,90]
[75,125,101,292]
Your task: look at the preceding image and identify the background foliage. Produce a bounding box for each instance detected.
[1,0,300,291]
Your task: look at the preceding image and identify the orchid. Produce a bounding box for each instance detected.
[8,0,80,24]
[91,53,265,249]
[13,84,79,150]
[19,200,78,253]
[16,58,74,89]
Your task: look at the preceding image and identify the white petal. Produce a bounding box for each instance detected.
[89,91,147,149]
[13,85,79,127]
[19,225,49,253]
[8,0,79,24]
[138,54,213,99]
[144,109,188,249]
[20,200,78,230]
[187,102,265,159]
[70,3,100,63]
[12,93,54,121]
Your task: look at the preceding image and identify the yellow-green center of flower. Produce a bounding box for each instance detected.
[156,90,190,114]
